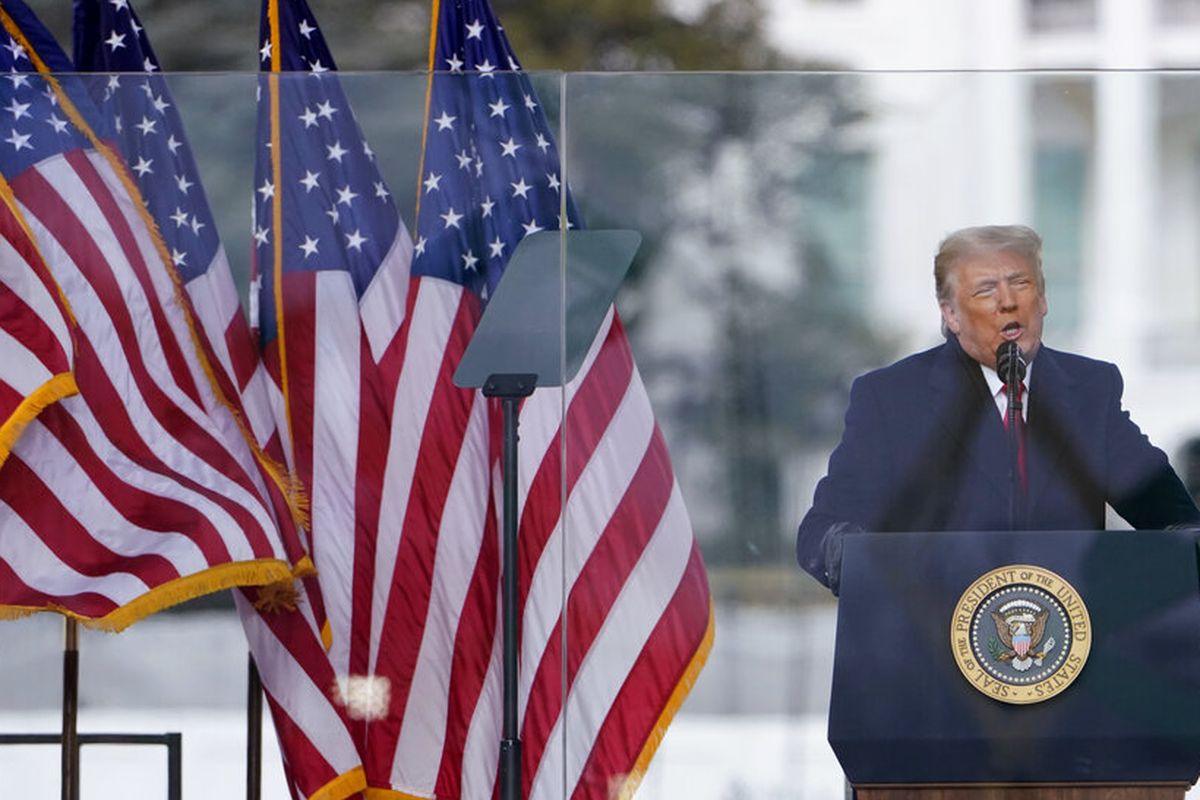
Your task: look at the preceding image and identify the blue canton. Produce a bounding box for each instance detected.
[416,0,580,304]
[73,0,220,284]
[253,0,401,346]
[0,2,98,180]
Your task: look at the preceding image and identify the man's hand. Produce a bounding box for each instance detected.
[822,521,865,597]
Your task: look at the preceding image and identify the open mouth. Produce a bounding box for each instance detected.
[1001,322,1022,341]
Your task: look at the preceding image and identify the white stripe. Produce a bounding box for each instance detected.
[514,308,614,521]
[459,595,504,800]
[183,250,243,396]
[310,271,363,676]
[15,414,210,575]
[529,484,693,799]
[0,325,53,397]
[234,592,362,777]
[518,376,650,717]
[389,392,491,791]
[0,497,151,605]
[0,233,73,364]
[369,278,462,672]
[241,365,279,449]
[360,226,414,363]
[264,370,292,468]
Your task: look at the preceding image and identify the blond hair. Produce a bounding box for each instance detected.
[934,225,1044,303]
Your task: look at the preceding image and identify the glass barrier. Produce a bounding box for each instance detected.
[2,68,1200,800]
[562,70,1200,799]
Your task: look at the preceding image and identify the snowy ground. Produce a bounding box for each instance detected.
[4,605,1197,799]
[0,604,846,798]
[0,709,846,799]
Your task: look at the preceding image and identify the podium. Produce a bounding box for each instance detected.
[829,530,1200,799]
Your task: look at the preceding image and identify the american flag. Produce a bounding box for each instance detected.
[72,0,307,564]
[369,0,715,796]
[255,0,711,794]
[73,2,368,796]
[255,0,411,795]
[0,0,298,630]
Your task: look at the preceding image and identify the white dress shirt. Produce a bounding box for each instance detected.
[981,360,1032,423]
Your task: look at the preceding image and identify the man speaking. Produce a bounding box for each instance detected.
[796,225,1200,594]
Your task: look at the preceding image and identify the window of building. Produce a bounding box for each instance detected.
[1158,0,1200,25]
[1032,78,1094,336]
[799,149,871,311]
[1027,0,1098,31]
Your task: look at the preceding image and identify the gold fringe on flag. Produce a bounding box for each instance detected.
[0,372,79,472]
[0,558,300,633]
[618,598,717,800]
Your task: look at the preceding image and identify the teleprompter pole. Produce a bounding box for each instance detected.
[484,373,537,800]
[61,618,80,800]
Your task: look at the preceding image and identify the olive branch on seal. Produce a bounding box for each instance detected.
[987,637,1004,661]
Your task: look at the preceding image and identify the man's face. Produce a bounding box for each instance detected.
[939,250,1048,370]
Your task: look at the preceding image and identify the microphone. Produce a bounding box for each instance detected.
[996,341,1027,529]
[995,340,1026,387]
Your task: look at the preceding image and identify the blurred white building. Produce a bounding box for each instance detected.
[765,0,1200,464]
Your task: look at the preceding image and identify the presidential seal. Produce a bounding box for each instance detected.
[950,564,1090,705]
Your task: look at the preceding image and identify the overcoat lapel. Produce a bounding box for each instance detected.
[1024,347,1080,518]
[927,337,1011,503]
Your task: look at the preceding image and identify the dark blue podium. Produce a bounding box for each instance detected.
[829,530,1200,799]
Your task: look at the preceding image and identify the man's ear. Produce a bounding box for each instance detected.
[940,302,960,335]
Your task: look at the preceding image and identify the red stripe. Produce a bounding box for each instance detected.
[0,286,70,388]
[57,151,203,410]
[516,323,635,612]
[0,200,72,373]
[0,555,116,617]
[0,381,22,422]
[0,453,181,586]
[274,273,336,640]
[0,285,69,377]
[564,430,675,683]
[433,490,501,799]
[16,165,276,555]
[571,545,710,799]
[373,275,422,414]
[349,330,391,679]
[365,291,480,780]
[258,682,341,799]
[223,300,261,393]
[280,274,317,522]
[182,288,257,431]
[519,426,674,796]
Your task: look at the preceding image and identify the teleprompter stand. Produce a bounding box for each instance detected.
[454,230,641,800]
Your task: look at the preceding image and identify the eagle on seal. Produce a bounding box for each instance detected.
[991,607,1050,671]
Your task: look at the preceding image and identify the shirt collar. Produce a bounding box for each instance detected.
[981,358,1034,397]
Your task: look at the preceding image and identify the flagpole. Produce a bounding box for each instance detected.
[247,655,263,800]
[485,374,537,800]
[61,618,80,800]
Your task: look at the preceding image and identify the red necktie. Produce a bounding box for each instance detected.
[1002,383,1027,492]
